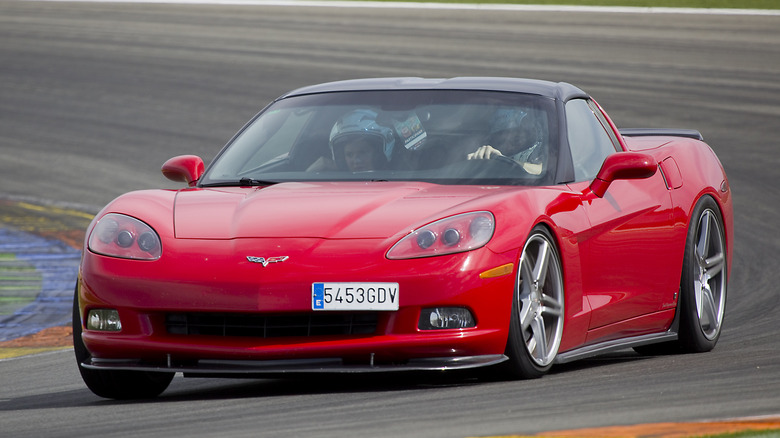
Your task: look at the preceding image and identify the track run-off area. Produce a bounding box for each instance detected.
[0,198,93,354]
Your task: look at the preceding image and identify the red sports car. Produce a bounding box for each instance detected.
[74,77,732,399]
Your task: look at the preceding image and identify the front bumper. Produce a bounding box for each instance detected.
[78,237,517,368]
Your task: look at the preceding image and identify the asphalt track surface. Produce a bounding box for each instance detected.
[1,1,779,437]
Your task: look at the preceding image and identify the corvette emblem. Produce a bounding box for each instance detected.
[246,256,289,267]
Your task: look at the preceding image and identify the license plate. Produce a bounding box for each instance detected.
[312,282,399,311]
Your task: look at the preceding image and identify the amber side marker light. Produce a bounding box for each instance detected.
[479,263,514,279]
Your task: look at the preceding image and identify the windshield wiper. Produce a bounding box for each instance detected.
[200,178,278,187]
[239,177,277,186]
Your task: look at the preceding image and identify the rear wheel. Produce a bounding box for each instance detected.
[634,195,727,355]
[678,196,727,351]
[503,226,564,378]
[73,285,174,399]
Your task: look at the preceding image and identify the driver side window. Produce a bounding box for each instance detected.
[566,99,620,182]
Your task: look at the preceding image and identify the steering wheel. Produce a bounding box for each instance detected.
[493,154,529,173]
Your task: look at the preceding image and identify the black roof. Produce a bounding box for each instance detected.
[280,77,590,102]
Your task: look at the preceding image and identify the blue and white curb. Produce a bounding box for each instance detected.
[0,228,81,342]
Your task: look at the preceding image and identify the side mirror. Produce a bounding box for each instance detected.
[161,155,204,187]
[589,152,657,198]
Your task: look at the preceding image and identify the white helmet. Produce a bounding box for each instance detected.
[329,109,396,166]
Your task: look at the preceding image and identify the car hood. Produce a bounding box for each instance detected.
[173,182,512,239]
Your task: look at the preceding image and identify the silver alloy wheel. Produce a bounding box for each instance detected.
[694,208,726,340]
[517,232,564,367]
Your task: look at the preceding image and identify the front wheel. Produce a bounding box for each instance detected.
[73,285,174,399]
[502,226,565,379]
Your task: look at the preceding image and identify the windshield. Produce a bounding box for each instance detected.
[200,90,559,186]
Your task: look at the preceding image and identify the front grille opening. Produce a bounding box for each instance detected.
[166,312,378,338]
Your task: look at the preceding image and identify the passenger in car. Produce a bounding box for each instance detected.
[467,109,545,174]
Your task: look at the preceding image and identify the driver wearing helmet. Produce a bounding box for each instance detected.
[308,109,395,172]
[467,108,544,174]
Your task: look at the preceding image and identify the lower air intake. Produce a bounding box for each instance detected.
[166,312,378,338]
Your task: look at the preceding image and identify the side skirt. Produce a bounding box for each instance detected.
[555,330,678,364]
[558,292,684,364]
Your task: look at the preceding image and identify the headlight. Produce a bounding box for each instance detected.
[88,213,162,260]
[387,211,495,259]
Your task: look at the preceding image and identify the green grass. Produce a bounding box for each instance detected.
[366,0,780,9]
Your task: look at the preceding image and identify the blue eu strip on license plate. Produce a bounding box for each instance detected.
[312,282,399,311]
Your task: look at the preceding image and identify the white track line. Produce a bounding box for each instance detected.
[23,0,780,16]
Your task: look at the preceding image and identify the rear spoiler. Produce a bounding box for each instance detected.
[619,128,703,141]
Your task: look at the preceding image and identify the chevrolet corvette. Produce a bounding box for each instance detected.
[74,77,732,399]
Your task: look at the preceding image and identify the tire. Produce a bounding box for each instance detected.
[677,196,727,352]
[73,285,174,399]
[502,226,565,379]
[634,195,727,355]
